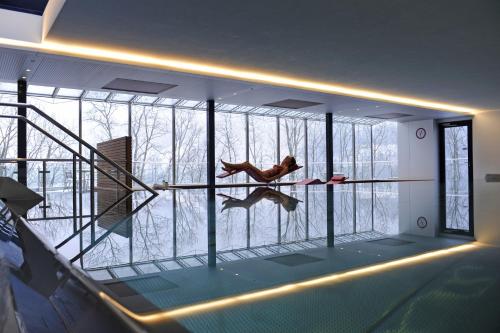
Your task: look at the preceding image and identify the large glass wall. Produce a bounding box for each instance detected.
[215,113,246,184]
[26,96,79,190]
[0,93,18,178]
[248,115,277,170]
[0,82,401,237]
[307,120,326,179]
[279,118,305,181]
[372,122,398,234]
[174,109,207,184]
[131,105,172,184]
[82,101,128,147]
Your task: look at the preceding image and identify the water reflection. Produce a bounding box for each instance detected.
[22,184,399,280]
[218,187,301,212]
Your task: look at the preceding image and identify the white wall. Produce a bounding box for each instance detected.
[473,110,500,245]
[398,120,439,237]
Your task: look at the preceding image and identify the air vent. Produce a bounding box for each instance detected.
[263,99,323,109]
[365,113,413,119]
[102,78,177,94]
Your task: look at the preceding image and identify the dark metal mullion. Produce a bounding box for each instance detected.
[352,123,356,234]
[171,106,176,184]
[17,79,27,186]
[276,117,281,244]
[326,113,334,247]
[370,125,375,231]
[206,100,216,267]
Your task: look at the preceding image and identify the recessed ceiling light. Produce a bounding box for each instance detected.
[21,76,27,79]
[25,69,31,72]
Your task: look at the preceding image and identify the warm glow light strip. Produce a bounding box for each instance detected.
[0,37,478,114]
[98,243,477,324]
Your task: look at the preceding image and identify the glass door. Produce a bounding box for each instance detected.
[439,120,473,235]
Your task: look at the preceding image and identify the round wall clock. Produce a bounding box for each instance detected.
[417,216,428,229]
[416,128,426,139]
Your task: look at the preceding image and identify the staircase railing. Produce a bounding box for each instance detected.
[0,102,157,196]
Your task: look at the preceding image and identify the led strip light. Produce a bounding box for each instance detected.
[0,37,478,114]
[98,243,478,324]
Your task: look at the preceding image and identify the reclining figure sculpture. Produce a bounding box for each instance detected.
[218,187,301,212]
[217,156,302,183]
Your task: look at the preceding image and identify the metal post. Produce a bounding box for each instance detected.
[39,160,49,218]
[90,151,95,243]
[246,187,250,248]
[305,186,309,240]
[207,100,216,187]
[245,113,250,183]
[276,117,281,164]
[78,97,83,266]
[128,102,132,137]
[352,123,357,233]
[17,79,27,186]
[370,125,375,231]
[326,113,334,247]
[172,190,177,258]
[206,100,216,267]
[171,106,176,184]
[72,154,77,232]
[304,119,309,179]
[325,114,333,179]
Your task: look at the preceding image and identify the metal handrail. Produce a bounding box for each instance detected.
[0,102,157,195]
[0,114,131,191]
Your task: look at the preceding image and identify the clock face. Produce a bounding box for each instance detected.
[416,128,426,139]
[417,216,428,229]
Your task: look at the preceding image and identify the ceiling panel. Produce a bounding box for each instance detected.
[0,47,462,122]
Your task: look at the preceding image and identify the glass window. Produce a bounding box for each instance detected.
[82,101,128,147]
[279,118,305,181]
[135,95,158,104]
[372,122,398,234]
[27,96,79,191]
[249,115,277,173]
[27,84,55,95]
[0,94,18,177]
[111,93,134,102]
[215,112,247,183]
[158,98,178,106]
[372,122,398,178]
[57,88,84,98]
[179,100,199,108]
[355,124,372,179]
[85,90,110,100]
[333,122,354,177]
[307,120,326,180]
[443,124,470,232]
[174,109,207,184]
[131,105,172,184]
[0,82,17,92]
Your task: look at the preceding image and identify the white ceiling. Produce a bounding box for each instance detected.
[0,46,460,122]
[42,0,500,111]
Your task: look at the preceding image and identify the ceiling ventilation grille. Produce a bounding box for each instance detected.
[263,99,323,109]
[102,78,177,94]
[365,113,413,119]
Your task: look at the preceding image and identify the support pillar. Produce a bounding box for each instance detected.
[17,79,27,185]
[326,113,334,247]
[206,100,216,267]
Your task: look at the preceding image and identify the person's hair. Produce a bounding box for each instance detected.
[284,155,296,167]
